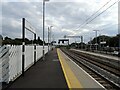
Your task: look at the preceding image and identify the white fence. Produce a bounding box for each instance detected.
[0,45,48,83]
[0,46,9,83]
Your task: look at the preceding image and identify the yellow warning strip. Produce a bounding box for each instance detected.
[57,48,82,89]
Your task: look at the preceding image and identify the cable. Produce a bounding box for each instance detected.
[76,0,112,30]
[86,0,112,22]
[86,0,119,24]
[78,0,119,30]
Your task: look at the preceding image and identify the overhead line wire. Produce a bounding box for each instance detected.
[78,0,119,30]
[76,0,112,30]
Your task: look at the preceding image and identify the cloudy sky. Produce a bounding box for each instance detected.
[1,0,119,44]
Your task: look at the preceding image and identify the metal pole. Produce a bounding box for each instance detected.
[96,31,97,50]
[48,27,49,52]
[68,40,69,45]
[43,1,45,60]
[93,30,99,51]
[49,29,51,50]
[99,34,101,51]
[22,18,25,76]
[34,34,36,65]
[81,36,83,49]
[49,26,53,50]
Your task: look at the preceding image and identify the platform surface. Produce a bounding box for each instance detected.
[72,49,119,61]
[7,48,68,89]
[57,49,104,89]
[6,48,106,89]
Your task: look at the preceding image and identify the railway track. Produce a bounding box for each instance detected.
[61,48,120,90]
[71,49,120,72]
[70,50,120,77]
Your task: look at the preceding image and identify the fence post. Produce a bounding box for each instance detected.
[22,18,25,76]
[34,34,36,65]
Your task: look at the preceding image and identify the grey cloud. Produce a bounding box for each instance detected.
[1,1,118,43]
[2,2,43,37]
[46,2,91,28]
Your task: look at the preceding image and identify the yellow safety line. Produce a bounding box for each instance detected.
[57,48,82,89]
[57,49,71,88]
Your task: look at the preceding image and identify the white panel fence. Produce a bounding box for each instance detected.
[0,45,48,83]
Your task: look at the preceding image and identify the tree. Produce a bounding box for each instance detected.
[88,34,120,47]
[36,36,43,45]
[88,35,110,46]
[108,35,120,47]
[2,36,45,45]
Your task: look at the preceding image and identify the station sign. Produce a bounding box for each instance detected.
[100,41,106,44]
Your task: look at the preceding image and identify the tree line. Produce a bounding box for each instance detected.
[0,34,120,47]
[88,34,120,47]
[0,35,46,45]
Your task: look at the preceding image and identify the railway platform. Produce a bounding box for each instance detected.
[5,48,104,89]
[72,49,120,61]
[6,48,67,89]
[57,49,104,89]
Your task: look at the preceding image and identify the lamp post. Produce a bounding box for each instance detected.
[49,26,53,50]
[48,27,50,52]
[48,26,53,52]
[43,0,49,60]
